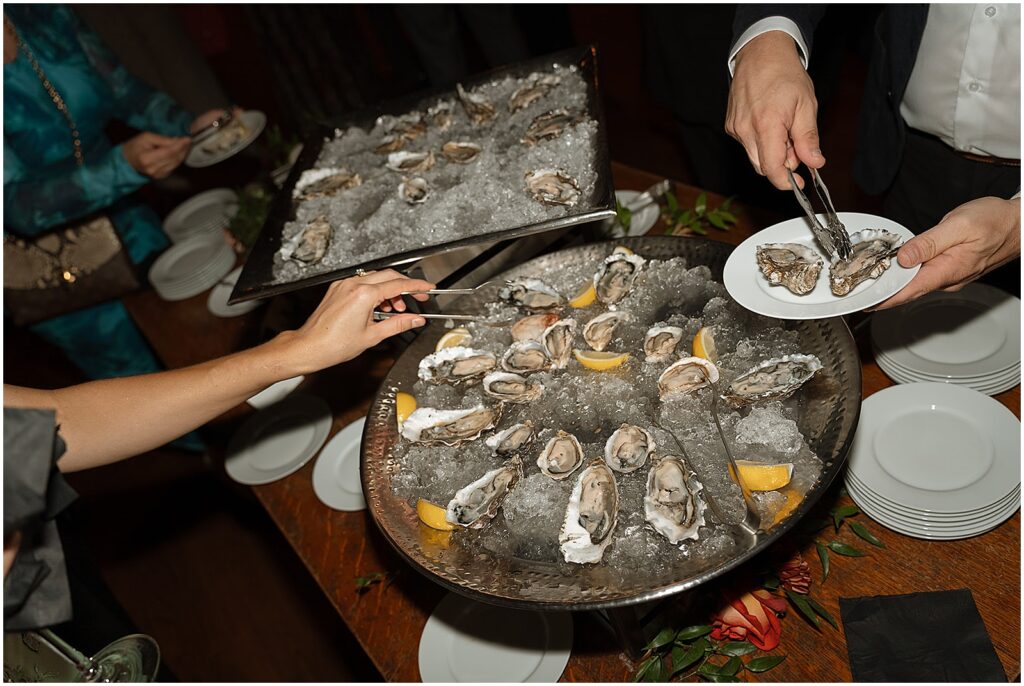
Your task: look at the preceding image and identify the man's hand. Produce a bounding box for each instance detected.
[873,197,1021,310]
[121,131,190,179]
[726,31,824,189]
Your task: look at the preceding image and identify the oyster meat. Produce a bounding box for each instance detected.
[542,318,577,369]
[398,176,429,204]
[485,421,536,457]
[537,430,584,480]
[511,313,561,342]
[524,169,581,207]
[291,216,331,264]
[500,341,552,374]
[508,73,560,112]
[441,141,482,164]
[456,83,497,125]
[499,278,564,309]
[559,459,619,564]
[756,243,823,295]
[374,135,405,155]
[377,112,427,141]
[643,325,684,363]
[594,252,646,304]
[582,311,629,352]
[400,404,499,446]
[446,458,523,529]
[829,229,902,296]
[722,354,822,407]
[645,456,705,545]
[604,424,655,473]
[658,356,720,399]
[522,108,581,146]
[293,168,362,199]
[386,150,436,174]
[482,371,544,404]
[418,346,496,385]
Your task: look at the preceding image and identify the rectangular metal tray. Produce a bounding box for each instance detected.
[229,45,615,304]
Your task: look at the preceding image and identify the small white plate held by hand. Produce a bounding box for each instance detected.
[724,212,919,320]
[313,417,367,511]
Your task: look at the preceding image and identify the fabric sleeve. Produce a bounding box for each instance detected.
[728,6,829,75]
[3,138,149,236]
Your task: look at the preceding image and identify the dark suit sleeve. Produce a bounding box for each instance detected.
[732,5,829,58]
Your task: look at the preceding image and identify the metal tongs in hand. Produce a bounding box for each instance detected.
[787,166,852,261]
[372,280,513,325]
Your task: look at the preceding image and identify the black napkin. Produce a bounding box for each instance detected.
[840,589,1006,682]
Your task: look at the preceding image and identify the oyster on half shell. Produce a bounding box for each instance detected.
[508,73,561,112]
[291,216,331,264]
[658,357,720,399]
[400,405,499,446]
[441,141,482,164]
[456,83,496,125]
[482,371,544,404]
[542,318,577,369]
[645,455,705,545]
[485,421,536,457]
[500,341,552,374]
[722,354,822,407]
[446,457,523,529]
[594,252,646,305]
[418,346,496,385]
[537,430,584,480]
[386,150,436,174]
[559,459,619,564]
[829,229,902,296]
[524,169,580,207]
[522,108,581,146]
[604,424,655,473]
[583,311,629,352]
[499,278,564,310]
[643,325,684,363]
[398,176,429,204]
[293,168,362,200]
[511,313,561,342]
[756,243,823,295]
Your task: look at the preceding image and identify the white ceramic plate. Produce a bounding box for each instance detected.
[874,342,1020,382]
[846,471,1020,521]
[186,110,266,168]
[418,593,572,683]
[149,235,235,301]
[312,417,367,511]
[875,353,1020,396]
[847,383,1020,513]
[225,394,333,486]
[207,266,263,318]
[724,212,919,320]
[601,190,661,238]
[247,375,306,409]
[163,188,239,242]
[871,284,1020,378]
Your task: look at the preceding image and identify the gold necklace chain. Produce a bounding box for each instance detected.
[5,15,85,166]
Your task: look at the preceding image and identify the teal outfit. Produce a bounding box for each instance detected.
[4,5,191,379]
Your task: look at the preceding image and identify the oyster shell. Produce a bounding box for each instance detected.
[398,176,429,204]
[291,216,331,264]
[537,430,584,480]
[446,457,523,529]
[524,169,580,207]
[386,150,436,173]
[482,371,544,404]
[583,311,629,352]
[511,313,561,342]
[559,459,619,564]
[418,346,497,385]
[542,318,577,368]
[377,112,427,141]
[500,341,552,374]
[645,455,705,545]
[644,325,684,363]
[456,83,496,125]
[499,278,564,310]
[293,168,362,199]
[594,252,646,305]
[604,424,655,473]
[657,357,720,399]
[522,108,581,146]
[829,229,902,296]
[485,421,536,457]
[400,404,499,445]
[374,135,405,155]
[441,141,482,164]
[428,102,453,132]
[722,354,822,407]
[756,243,823,295]
[508,73,560,112]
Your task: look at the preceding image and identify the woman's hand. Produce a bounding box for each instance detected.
[726,31,823,189]
[873,197,1021,310]
[189,107,244,136]
[274,270,435,376]
[121,131,190,179]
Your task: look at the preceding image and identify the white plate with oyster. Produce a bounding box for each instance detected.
[723,212,919,320]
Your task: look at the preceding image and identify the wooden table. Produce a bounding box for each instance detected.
[124,161,1021,681]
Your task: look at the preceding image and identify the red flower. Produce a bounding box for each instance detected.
[779,551,812,594]
[711,588,788,651]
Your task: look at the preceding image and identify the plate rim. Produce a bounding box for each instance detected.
[313,416,369,511]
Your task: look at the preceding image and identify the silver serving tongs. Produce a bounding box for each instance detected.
[398,279,504,297]
[787,166,852,261]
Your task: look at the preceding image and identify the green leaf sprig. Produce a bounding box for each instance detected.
[631,624,785,682]
[662,191,739,236]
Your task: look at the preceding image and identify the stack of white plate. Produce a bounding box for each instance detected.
[163,188,239,243]
[148,233,235,301]
[871,283,1020,395]
[845,383,1020,540]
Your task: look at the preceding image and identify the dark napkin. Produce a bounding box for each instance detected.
[840,589,1006,682]
[4,407,78,631]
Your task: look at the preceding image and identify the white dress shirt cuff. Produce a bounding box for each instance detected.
[728,16,810,76]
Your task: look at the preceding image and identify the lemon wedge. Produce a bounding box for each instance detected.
[436,327,472,351]
[416,498,456,531]
[612,245,635,255]
[568,282,597,308]
[735,460,794,491]
[573,349,630,371]
[692,326,718,363]
[395,392,417,428]
[771,488,804,526]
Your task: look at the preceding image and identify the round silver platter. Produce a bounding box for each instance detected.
[362,236,860,611]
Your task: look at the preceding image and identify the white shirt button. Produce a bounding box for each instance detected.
[968,81,982,92]
[985,6,997,17]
